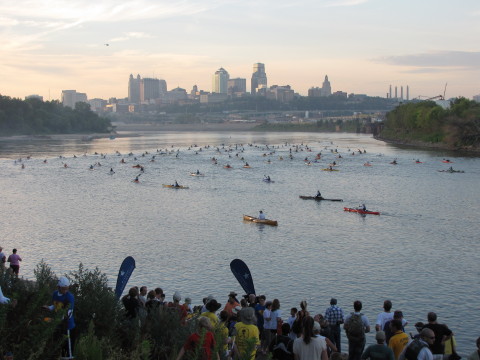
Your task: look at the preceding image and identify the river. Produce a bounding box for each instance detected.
[0,131,478,353]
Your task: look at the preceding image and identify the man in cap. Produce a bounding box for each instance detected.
[224,291,240,316]
[43,276,75,359]
[361,331,394,360]
[325,298,345,352]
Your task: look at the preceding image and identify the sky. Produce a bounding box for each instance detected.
[1,0,479,101]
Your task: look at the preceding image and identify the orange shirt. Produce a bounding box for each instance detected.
[223,300,240,315]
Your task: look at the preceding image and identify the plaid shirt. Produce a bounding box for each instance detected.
[325,305,344,326]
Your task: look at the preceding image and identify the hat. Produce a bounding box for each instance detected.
[232,306,242,314]
[173,291,181,301]
[185,297,191,304]
[206,295,215,302]
[206,299,222,312]
[375,331,386,341]
[228,291,237,297]
[58,277,70,287]
[239,307,256,325]
[313,321,321,332]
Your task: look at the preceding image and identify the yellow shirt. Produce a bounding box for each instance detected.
[200,311,219,327]
[234,322,260,360]
[389,331,409,360]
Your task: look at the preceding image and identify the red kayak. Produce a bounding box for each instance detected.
[344,207,380,215]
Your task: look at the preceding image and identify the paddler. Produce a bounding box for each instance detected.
[315,191,322,199]
[174,180,179,187]
[258,210,266,220]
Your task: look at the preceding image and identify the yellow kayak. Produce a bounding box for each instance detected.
[162,184,189,189]
[243,214,278,226]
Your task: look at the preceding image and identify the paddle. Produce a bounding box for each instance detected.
[230,259,256,295]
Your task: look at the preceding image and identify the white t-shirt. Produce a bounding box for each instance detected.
[0,285,10,304]
[264,309,281,330]
[293,335,327,360]
[376,311,394,329]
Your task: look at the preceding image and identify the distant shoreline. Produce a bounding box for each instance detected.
[0,122,261,141]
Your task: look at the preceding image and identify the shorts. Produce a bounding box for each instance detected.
[10,265,19,274]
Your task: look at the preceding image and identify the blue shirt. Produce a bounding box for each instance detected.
[325,305,344,326]
[52,290,75,330]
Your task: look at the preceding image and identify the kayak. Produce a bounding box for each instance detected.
[438,170,464,173]
[190,173,205,176]
[224,165,232,169]
[299,196,343,202]
[243,165,251,168]
[263,179,275,183]
[343,207,380,215]
[162,184,189,189]
[442,160,452,163]
[322,168,339,171]
[243,215,278,226]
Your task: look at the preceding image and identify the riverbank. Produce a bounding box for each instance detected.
[375,135,480,154]
[112,121,260,132]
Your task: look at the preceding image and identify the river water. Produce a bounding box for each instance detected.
[0,132,478,353]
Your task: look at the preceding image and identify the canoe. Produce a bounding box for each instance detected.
[442,160,452,163]
[343,207,380,215]
[299,196,343,202]
[190,173,205,176]
[243,214,278,226]
[224,165,232,169]
[438,170,464,173]
[322,168,339,171]
[162,184,189,189]
[243,165,251,168]
[263,179,275,183]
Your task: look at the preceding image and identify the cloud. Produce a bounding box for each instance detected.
[323,0,369,7]
[376,51,480,69]
[109,32,154,43]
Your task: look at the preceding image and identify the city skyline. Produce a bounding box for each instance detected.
[1,0,479,101]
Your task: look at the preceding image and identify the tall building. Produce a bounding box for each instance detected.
[212,68,229,94]
[321,75,331,96]
[308,75,332,98]
[251,63,267,95]
[129,74,167,103]
[128,74,141,103]
[61,90,87,108]
[228,78,247,95]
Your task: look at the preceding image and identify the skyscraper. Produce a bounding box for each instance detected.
[321,75,331,96]
[251,63,267,95]
[128,74,141,103]
[212,68,229,94]
[228,78,247,95]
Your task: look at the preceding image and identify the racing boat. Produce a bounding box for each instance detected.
[299,196,343,202]
[343,207,380,215]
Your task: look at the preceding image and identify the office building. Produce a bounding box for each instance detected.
[128,74,141,103]
[251,63,267,95]
[228,78,247,95]
[61,90,87,108]
[212,68,229,94]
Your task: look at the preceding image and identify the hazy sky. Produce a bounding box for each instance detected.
[1,0,479,101]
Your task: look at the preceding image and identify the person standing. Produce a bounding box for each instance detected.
[325,298,344,352]
[7,249,22,276]
[376,300,393,332]
[344,300,371,360]
[421,312,452,357]
[234,307,260,360]
[388,320,409,360]
[293,316,328,360]
[176,317,218,360]
[399,328,435,360]
[361,331,394,360]
[223,291,240,316]
[0,247,6,269]
[43,277,75,359]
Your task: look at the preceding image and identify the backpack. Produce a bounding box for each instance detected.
[346,313,365,341]
[404,339,428,360]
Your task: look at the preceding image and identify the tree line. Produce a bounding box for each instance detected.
[0,95,112,135]
[379,98,480,149]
